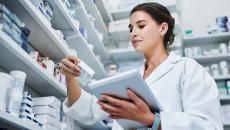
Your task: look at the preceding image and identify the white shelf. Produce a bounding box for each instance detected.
[110,9,131,21]
[47,0,79,31]
[81,0,110,42]
[214,75,230,80]
[65,34,107,79]
[0,31,67,97]
[0,111,42,130]
[95,0,113,23]
[224,123,230,126]
[191,54,230,64]
[220,96,230,101]
[2,0,71,61]
[75,7,110,60]
[183,32,230,45]
[110,4,177,21]
[110,48,144,61]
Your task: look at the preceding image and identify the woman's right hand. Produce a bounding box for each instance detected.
[59,56,81,79]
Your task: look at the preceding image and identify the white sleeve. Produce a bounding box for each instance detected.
[160,59,223,130]
[62,89,109,125]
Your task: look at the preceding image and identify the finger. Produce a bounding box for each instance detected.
[100,107,121,116]
[60,69,80,78]
[60,68,80,76]
[127,89,143,106]
[98,101,121,113]
[100,95,125,107]
[61,58,80,71]
[59,63,80,75]
[60,68,80,77]
[66,56,80,64]
[109,115,123,119]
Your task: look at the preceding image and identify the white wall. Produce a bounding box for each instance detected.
[178,0,230,36]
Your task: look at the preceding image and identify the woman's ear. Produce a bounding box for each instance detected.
[160,22,169,36]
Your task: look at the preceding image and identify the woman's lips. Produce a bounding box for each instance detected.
[132,40,143,48]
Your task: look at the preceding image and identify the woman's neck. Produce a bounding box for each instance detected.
[144,46,168,70]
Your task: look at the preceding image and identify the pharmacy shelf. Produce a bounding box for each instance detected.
[75,6,110,60]
[110,4,177,21]
[191,54,230,64]
[214,75,230,80]
[110,28,130,43]
[0,31,67,97]
[109,48,144,61]
[65,34,107,79]
[110,9,131,21]
[81,0,110,42]
[47,0,79,32]
[224,123,230,126]
[220,96,230,101]
[183,32,230,45]
[0,111,42,130]
[1,0,71,61]
[95,0,113,23]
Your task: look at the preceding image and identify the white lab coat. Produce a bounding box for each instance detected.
[63,52,223,130]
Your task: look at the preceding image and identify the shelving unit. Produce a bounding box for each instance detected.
[81,0,110,42]
[183,32,230,45]
[95,0,113,23]
[75,6,110,60]
[220,95,230,101]
[110,4,176,21]
[190,54,230,64]
[65,34,107,79]
[0,111,42,130]
[1,0,71,61]
[47,0,80,32]
[109,48,144,61]
[0,31,67,97]
[214,75,230,80]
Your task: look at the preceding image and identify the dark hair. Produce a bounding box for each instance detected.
[130,2,175,51]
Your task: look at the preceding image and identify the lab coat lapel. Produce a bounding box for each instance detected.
[143,52,182,85]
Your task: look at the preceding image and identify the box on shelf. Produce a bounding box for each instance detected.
[33,106,60,119]
[36,114,61,129]
[42,123,60,130]
[32,96,61,110]
[77,60,95,86]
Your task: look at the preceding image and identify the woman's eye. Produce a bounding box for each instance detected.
[139,25,145,29]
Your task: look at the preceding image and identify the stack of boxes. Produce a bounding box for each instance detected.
[19,92,42,127]
[33,96,62,130]
[30,0,54,22]
[0,3,31,53]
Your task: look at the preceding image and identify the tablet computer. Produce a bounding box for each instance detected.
[88,69,163,129]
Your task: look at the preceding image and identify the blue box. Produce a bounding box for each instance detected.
[0,19,12,36]
[0,13,12,25]
[0,4,12,18]
[12,13,23,28]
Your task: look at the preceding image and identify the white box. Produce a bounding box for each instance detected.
[42,123,60,130]
[32,96,61,110]
[36,114,61,129]
[77,60,95,86]
[33,106,60,119]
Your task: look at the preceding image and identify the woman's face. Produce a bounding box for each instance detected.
[129,11,163,53]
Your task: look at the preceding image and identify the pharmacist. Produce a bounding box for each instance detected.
[59,2,223,130]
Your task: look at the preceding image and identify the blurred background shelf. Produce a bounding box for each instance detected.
[0,31,67,97]
[0,111,42,130]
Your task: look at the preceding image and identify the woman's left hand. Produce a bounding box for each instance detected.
[97,89,154,126]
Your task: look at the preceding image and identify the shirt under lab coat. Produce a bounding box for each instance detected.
[63,52,223,130]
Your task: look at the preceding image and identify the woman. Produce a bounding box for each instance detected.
[59,2,223,130]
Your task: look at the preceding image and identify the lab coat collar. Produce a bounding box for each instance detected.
[139,52,182,85]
